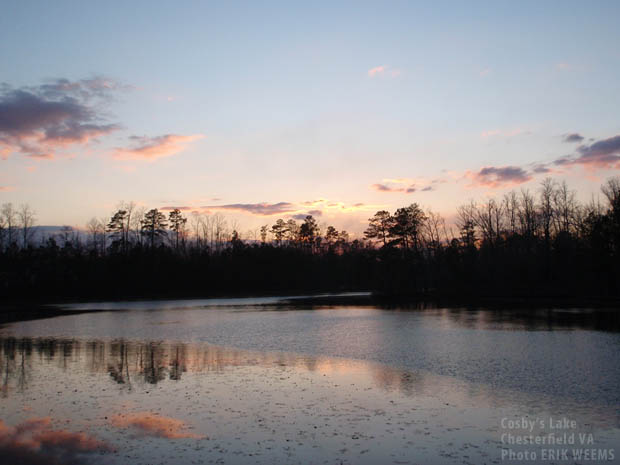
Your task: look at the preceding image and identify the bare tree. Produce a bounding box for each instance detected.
[553,181,577,235]
[457,200,477,248]
[503,191,519,235]
[518,189,538,238]
[601,176,620,213]
[18,204,36,248]
[1,203,17,248]
[422,209,445,253]
[475,198,504,247]
[539,178,555,245]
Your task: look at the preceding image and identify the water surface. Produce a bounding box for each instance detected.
[1,295,618,464]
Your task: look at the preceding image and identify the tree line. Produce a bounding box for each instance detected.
[1,177,620,302]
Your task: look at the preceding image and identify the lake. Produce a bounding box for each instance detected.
[1,294,619,464]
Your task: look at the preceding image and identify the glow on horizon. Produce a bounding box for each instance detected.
[1,1,620,233]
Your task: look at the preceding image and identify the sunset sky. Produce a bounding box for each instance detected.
[2,1,620,235]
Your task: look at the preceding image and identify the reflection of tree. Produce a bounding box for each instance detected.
[1,338,16,398]
[139,342,167,384]
[108,340,131,388]
[169,345,187,381]
[0,335,440,398]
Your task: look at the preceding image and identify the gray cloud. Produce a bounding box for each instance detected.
[552,135,620,169]
[201,202,296,216]
[563,133,584,143]
[371,183,393,192]
[468,166,532,188]
[0,78,123,159]
[291,210,323,220]
[371,183,420,193]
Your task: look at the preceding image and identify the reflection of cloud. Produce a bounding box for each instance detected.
[0,417,109,465]
[113,134,204,161]
[0,78,123,159]
[111,412,203,439]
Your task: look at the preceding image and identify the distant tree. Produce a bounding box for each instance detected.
[602,176,620,212]
[107,209,129,252]
[271,219,287,246]
[503,191,519,235]
[336,230,350,253]
[58,225,75,248]
[260,225,269,244]
[18,204,36,248]
[325,225,339,248]
[130,206,146,246]
[540,178,555,247]
[423,209,445,253]
[475,199,503,247]
[299,215,319,249]
[364,210,393,247]
[168,209,187,250]
[141,209,168,248]
[0,211,5,251]
[1,203,17,248]
[519,189,538,238]
[86,217,106,254]
[285,219,299,243]
[230,230,244,250]
[457,202,477,249]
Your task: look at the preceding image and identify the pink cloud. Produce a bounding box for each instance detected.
[368,65,402,78]
[113,134,204,161]
[368,65,386,77]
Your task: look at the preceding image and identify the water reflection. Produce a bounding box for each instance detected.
[0,417,109,465]
[0,336,431,397]
[1,334,619,464]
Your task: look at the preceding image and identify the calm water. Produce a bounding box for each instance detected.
[1,295,619,464]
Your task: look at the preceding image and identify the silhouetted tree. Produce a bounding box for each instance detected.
[168,209,187,250]
[365,210,393,247]
[389,204,426,252]
[141,209,168,248]
[1,203,17,249]
[107,209,129,252]
[299,215,319,250]
[271,219,287,246]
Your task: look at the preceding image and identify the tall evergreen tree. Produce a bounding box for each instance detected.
[141,209,168,248]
